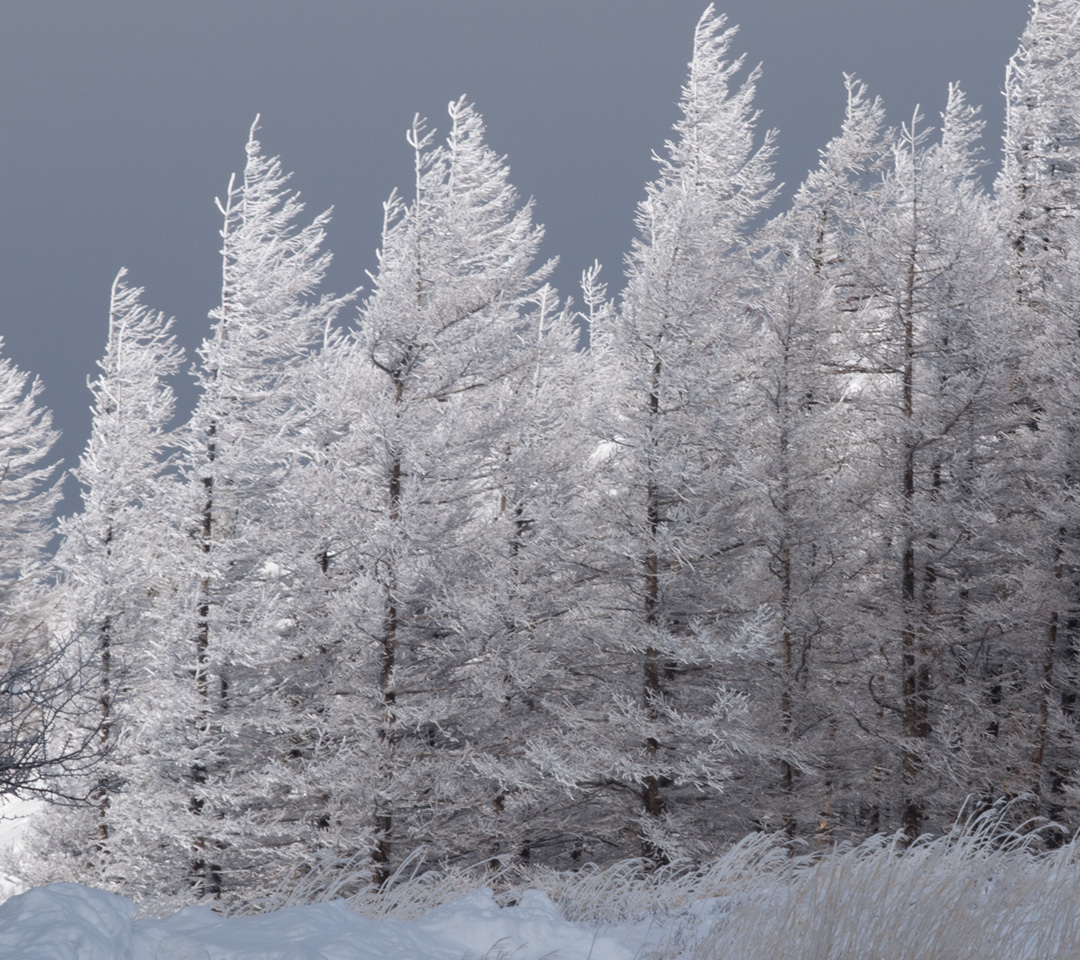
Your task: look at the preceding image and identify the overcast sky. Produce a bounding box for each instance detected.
[0,1,1030,508]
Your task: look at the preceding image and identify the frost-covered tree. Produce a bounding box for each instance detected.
[323,98,584,880]
[834,88,1018,839]
[996,0,1080,828]
[999,0,1080,306]
[139,120,352,900]
[733,75,888,841]
[551,5,776,861]
[0,341,99,808]
[0,341,61,653]
[14,270,184,890]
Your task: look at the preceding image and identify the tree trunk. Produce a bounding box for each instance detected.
[641,354,667,863]
[374,375,404,887]
[95,612,112,855]
[899,223,929,843]
[191,423,221,898]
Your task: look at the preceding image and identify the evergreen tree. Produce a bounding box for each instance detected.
[835,88,1016,838]
[15,270,183,891]
[146,120,351,900]
[996,0,1080,828]
[324,98,578,880]
[735,75,888,841]
[560,5,776,861]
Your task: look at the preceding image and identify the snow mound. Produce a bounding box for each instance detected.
[0,883,634,960]
[0,884,136,960]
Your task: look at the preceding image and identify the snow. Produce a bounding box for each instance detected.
[0,797,38,900]
[4,817,1080,960]
[0,883,635,960]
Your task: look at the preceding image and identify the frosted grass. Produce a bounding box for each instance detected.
[702,811,1080,960]
[215,805,1080,959]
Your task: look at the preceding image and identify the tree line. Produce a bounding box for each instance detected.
[3,0,1080,905]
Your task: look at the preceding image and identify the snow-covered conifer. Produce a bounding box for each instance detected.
[143,120,352,900]
[15,270,184,891]
[996,0,1080,828]
[0,341,64,795]
[323,98,586,879]
[727,75,888,841]
[547,6,776,862]
[0,342,60,641]
[834,87,1016,839]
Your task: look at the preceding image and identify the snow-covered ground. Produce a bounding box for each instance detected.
[0,798,675,960]
[3,810,1080,960]
[0,883,636,960]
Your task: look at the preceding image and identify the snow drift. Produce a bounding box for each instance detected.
[0,883,631,960]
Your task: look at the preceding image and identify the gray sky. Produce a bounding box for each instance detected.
[0,1,1029,508]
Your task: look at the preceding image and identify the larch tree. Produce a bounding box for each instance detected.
[0,341,61,657]
[736,75,888,841]
[0,340,89,801]
[146,119,352,901]
[455,281,595,869]
[837,87,1017,839]
[996,0,1080,830]
[563,5,776,862]
[15,270,184,892]
[326,97,579,881]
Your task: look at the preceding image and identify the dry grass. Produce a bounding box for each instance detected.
[243,806,1080,959]
[701,809,1080,960]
